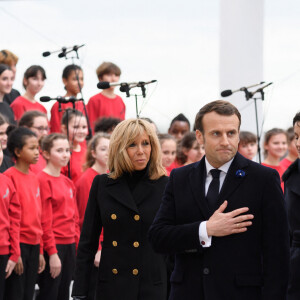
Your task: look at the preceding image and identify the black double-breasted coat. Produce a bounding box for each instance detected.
[72,172,168,300]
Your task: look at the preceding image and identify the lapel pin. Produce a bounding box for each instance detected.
[235,170,245,178]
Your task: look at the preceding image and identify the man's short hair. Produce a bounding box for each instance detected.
[239,131,257,145]
[194,100,241,133]
[293,112,300,127]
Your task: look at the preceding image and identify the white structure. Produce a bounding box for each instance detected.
[219,0,264,137]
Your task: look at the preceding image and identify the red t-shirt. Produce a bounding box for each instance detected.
[38,171,80,255]
[87,93,125,132]
[10,96,47,121]
[261,163,285,191]
[4,167,43,246]
[0,174,21,262]
[29,152,47,175]
[61,145,86,184]
[75,168,104,249]
[166,159,183,174]
[50,101,87,133]
[280,158,293,174]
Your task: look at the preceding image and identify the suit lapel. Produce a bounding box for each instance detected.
[106,176,139,213]
[188,158,210,219]
[217,153,249,206]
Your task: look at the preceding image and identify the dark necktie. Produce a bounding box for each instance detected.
[206,169,221,212]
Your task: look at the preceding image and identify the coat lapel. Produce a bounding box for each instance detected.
[217,153,249,206]
[132,179,154,206]
[188,158,210,219]
[106,176,139,213]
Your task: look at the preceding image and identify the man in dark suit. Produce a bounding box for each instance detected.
[149,100,290,300]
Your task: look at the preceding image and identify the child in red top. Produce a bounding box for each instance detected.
[19,110,49,174]
[87,62,125,132]
[37,133,79,300]
[10,65,47,121]
[75,132,109,300]
[50,64,86,133]
[238,131,258,161]
[60,109,88,183]
[4,127,45,300]
[262,128,288,191]
[166,113,190,173]
[280,127,298,172]
[0,143,21,300]
[158,134,177,176]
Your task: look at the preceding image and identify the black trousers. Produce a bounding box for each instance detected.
[37,243,76,300]
[4,243,40,300]
[0,255,9,300]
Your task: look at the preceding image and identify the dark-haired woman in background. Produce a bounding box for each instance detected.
[10,65,47,121]
[0,64,15,124]
[0,113,14,172]
[72,119,168,300]
[282,112,300,299]
[50,64,86,133]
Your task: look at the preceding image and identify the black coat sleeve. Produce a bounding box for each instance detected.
[72,175,103,297]
[148,171,203,255]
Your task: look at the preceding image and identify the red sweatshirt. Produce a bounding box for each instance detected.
[29,152,47,175]
[61,145,86,184]
[0,174,21,262]
[87,93,125,133]
[50,101,86,133]
[280,158,293,173]
[38,171,79,255]
[10,96,47,121]
[75,168,103,249]
[261,163,285,191]
[4,167,43,246]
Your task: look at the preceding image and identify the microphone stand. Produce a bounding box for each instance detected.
[119,82,150,118]
[59,46,93,140]
[241,82,272,164]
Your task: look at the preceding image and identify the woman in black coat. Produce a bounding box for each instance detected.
[72,118,168,300]
[282,112,300,300]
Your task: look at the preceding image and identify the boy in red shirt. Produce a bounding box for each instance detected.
[87,62,125,133]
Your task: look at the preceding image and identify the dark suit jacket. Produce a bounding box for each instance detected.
[283,158,300,299]
[72,173,168,300]
[149,153,290,300]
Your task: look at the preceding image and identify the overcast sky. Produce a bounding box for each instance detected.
[1,0,299,132]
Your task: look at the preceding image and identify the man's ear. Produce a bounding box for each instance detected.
[196,130,204,145]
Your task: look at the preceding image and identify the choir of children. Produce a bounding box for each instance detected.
[1,50,299,298]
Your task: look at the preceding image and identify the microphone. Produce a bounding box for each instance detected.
[97,80,157,90]
[221,82,265,97]
[42,51,51,57]
[40,96,82,103]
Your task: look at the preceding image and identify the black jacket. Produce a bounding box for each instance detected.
[149,153,290,300]
[283,158,300,299]
[72,172,168,300]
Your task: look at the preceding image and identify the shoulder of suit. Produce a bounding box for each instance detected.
[282,159,300,182]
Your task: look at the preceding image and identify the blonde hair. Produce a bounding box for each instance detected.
[108,119,166,180]
[84,132,110,170]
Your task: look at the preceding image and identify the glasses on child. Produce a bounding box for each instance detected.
[31,126,49,133]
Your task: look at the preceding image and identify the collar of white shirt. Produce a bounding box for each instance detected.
[205,157,234,177]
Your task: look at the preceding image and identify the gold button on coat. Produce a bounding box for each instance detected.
[132,269,138,275]
[112,241,118,247]
[112,268,118,274]
[133,241,139,248]
[111,214,117,220]
[134,215,140,221]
